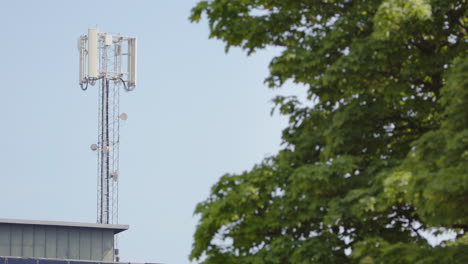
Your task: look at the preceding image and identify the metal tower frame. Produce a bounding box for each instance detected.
[78,29,137,227]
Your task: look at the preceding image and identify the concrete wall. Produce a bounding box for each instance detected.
[0,224,114,261]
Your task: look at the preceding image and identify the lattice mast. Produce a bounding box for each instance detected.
[78,28,137,225]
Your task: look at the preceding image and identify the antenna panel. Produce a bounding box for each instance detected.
[127,38,137,88]
[78,36,87,84]
[105,34,113,46]
[88,28,99,78]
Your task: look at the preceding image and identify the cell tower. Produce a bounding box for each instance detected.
[78,28,137,225]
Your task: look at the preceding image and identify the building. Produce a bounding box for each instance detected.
[0,219,127,262]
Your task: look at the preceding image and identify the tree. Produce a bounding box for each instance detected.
[189,0,468,263]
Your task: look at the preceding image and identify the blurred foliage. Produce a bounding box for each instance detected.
[189,0,467,263]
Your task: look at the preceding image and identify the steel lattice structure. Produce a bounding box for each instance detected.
[78,29,137,227]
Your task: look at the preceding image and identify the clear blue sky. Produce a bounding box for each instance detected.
[0,1,300,263]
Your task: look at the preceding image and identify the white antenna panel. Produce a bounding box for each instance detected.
[88,28,99,78]
[78,37,87,84]
[104,34,113,46]
[127,38,137,88]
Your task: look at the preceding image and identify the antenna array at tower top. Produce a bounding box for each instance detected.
[79,28,137,90]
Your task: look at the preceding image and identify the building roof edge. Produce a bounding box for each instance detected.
[0,218,129,234]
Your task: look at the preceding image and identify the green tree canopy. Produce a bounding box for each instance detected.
[189,0,467,263]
